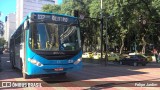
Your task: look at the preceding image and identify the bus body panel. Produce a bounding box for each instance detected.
[10,12,82,77]
[25,39,82,75]
[14,45,21,69]
[25,16,82,76]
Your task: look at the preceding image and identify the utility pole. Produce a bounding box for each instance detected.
[105,18,108,66]
[105,15,113,66]
[100,0,103,65]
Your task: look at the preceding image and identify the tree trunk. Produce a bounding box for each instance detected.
[141,35,146,54]
[120,38,124,54]
[158,36,160,43]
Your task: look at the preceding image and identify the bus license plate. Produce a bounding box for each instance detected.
[54,68,63,71]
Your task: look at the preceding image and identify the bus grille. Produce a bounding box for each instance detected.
[41,54,74,60]
[33,50,81,60]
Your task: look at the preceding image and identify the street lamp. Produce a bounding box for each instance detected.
[100,0,103,64]
[105,15,113,66]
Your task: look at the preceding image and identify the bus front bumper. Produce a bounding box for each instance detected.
[26,62,82,75]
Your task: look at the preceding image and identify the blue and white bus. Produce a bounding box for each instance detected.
[10,12,82,79]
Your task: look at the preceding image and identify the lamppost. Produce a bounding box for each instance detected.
[100,0,103,64]
[105,15,113,66]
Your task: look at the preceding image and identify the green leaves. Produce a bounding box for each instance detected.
[42,4,61,14]
[0,38,5,47]
[41,0,160,53]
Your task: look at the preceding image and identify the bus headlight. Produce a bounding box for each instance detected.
[74,58,82,65]
[28,58,43,67]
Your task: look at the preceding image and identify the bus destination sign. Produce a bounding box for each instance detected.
[52,15,68,22]
[31,13,77,24]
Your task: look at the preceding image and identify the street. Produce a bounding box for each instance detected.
[0,53,160,90]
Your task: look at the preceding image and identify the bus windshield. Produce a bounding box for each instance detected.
[29,23,81,51]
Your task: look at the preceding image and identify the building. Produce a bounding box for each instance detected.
[0,20,4,37]
[3,13,16,47]
[16,0,55,28]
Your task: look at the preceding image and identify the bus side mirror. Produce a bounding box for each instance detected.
[24,20,29,30]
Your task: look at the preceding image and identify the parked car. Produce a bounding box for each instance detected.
[93,52,120,61]
[92,52,105,59]
[140,54,152,62]
[108,53,120,62]
[92,53,101,59]
[82,52,93,58]
[119,55,147,66]
[129,52,152,62]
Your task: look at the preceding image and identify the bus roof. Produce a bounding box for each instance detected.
[27,12,78,23]
[10,12,78,39]
[28,12,77,19]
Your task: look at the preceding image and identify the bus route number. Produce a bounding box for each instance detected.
[38,15,45,19]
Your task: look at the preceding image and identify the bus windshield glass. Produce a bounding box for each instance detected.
[29,23,81,51]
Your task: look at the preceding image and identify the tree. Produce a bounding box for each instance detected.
[41,0,160,54]
[42,4,61,13]
[0,38,6,47]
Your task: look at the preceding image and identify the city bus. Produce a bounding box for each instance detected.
[9,12,82,79]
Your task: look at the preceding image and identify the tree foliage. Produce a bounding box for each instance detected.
[42,0,160,54]
[0,38,6,47]
[42,4,61,14]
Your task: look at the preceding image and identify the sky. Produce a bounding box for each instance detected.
[0,0,16,22]
[0,0,62,22]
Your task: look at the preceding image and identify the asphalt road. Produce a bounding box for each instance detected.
[0,53,160,90]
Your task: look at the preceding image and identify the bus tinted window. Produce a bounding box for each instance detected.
[29,23,81,51]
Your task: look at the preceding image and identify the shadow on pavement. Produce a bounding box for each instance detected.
[0,54,160,84]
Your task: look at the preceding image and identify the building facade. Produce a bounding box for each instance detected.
[16,0,55,28]
[4,13,16,46]
[0,21,3,37]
